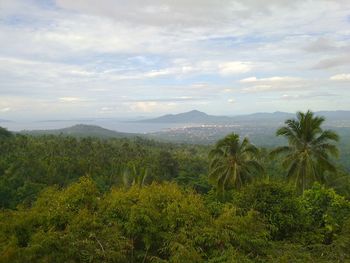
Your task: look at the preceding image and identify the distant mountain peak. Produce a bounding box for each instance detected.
[139,110,226,123]
[20,124,135,139]
[187,109,206,114]
[273,111,288,114]
[181,110,208,116]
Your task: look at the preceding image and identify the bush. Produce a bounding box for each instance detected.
[234,180,308,240]
[301,183,350,244]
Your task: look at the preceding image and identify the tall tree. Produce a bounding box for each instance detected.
[122,163,149,188]
[0,126,12,139]
[208,133,263,193]
[271,110,339,193]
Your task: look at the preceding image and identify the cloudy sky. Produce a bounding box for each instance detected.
[1,0,350,119]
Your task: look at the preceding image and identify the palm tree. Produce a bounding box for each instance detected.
[271,110,339,193]
[209,133,263,193]
[122,163,149,188]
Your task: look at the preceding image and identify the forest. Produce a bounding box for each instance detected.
[0,111,350,262]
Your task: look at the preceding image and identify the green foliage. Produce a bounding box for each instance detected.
[0,179,272,262]
[155,151,179,181]
[0,127,12,139]
[301,183,350,244]
[235,181,307,240]
[324,170,350,198]
[0,177,127,263]
[0,135,208,208]
[209,133,263,193]
[0,111,350,262]
[174,150,210,193]
[271,110,339,193]
[122,163,149,188]
[3,176,348,262]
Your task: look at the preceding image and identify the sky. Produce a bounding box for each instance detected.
[0,0,350,120]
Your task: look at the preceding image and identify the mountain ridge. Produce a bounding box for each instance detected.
[20,124,137,139]
[137,110,350,124]
[138,110,231,123]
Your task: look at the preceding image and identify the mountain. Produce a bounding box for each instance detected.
[21,124,137,139]
[138,110,296,124]
[138,110,232,123]
[138,110,350,126]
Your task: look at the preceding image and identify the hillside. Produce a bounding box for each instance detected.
[20,124,137,139]
[138,110,232,123]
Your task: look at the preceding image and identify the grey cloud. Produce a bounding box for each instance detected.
[280,92,338,101]
[240,76,308,93]
[312,55,350,69]
[54,0,341,28]
[1,0,350,118]
[125,97,207,103]
[303,37,338,53]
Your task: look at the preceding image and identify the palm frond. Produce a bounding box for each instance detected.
[314,143,339,157]
[286,160,300,180]
[245,160,264,173]
[270,146,292,158]
[312,130,339,145]
[208,132,263,192]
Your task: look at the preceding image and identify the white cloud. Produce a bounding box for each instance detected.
[239,77,258,83]
[0,107,11,112]
[240,76,307,93]
[228,98,235,103]
[330,73,350,81]
[115,60,254,80]
[98,106,115,114]
[0,96,70,119]
[1,0,350,118]
[59,97,89,103]
[191,83,209,89]
[280,92,337,101]
[219,61,252,75]
[125,101,175,113]
[240,76,301,83]
[281,94,299,100]
[143,69,174,78]
[223,88,233,93]
[243,85,274,92]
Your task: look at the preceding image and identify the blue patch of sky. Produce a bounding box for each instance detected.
[142,74,231,87]
[338,34,350,41]
[0,3,56,28]
[203,34,274,47]
[56,53,169,72]
[1,15,24,26]
[31,0,57,10]
[0,14,43,28]
[240,35,272,44]
[141,77,181,86]
[205,36,239,43]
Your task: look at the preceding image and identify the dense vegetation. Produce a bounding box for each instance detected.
[0,111,350,262]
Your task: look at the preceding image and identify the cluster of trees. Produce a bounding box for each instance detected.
[0,135,210,209]
[0,178,349,262]
[209,111,348,196]
[0,110,349,262]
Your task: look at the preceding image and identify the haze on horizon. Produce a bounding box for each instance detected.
[1,0,350,120]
